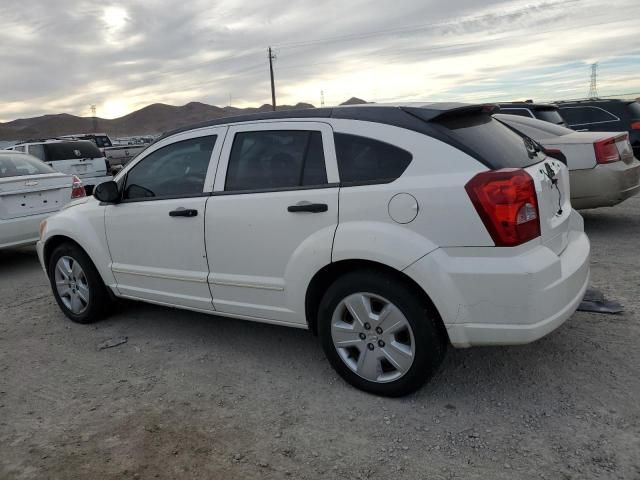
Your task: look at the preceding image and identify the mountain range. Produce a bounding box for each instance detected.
[0,97,368,141]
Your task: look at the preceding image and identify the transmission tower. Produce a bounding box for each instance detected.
[90,104,98,132]
[320,90,325,107]
[587,63,598,99]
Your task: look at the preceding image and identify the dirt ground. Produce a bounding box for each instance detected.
[1,198,639,480]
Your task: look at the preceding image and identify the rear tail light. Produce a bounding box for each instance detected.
[71,175,86,199]
[630,121,640,130]
[465,169,540,247]
[593,137,621,164]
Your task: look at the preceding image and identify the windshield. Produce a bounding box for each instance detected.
[45,141,103,161]
[0,153,56,178]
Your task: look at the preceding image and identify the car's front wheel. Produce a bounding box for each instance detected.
[318,270,447,396]
[48,243,111,324]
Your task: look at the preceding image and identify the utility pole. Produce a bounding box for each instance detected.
[90,104,98,132]
[268,47,277,111]
[588,63,598,99]
[321,90,325,107]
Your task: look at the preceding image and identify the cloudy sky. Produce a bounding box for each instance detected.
[1,0,639,121]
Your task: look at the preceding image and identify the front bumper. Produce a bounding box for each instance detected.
[36,240,46,272]
[570,160,640,210]
[404,211,590,347]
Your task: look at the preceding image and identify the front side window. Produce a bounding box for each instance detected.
[334,133,413,184]
[225,130,327,191]
[123,136,216,200]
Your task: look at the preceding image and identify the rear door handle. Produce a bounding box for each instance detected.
[169,208,198,217]
[287,203,328,213]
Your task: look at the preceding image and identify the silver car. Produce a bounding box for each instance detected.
[0,150,85,249]
[495,114,640,209]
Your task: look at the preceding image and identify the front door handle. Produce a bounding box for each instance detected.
[169,208,198,217]
[287,202,328,213]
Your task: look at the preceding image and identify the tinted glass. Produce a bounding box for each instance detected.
[225,130,327,191]
[334,133,412,184]
[494,114,574,137]
[93,136,113,148]
[45,141,103,161]
[14,145,25,152]
[559,106,618,126]
[500,108,532,118]
[123,136,216,200]
[535,109,566,125]
[28,144,46,161]
[0,153,55,178]
[627,102,640,118]
[435,114,545,169]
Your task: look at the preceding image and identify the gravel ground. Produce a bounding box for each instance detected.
[1,197,639,480]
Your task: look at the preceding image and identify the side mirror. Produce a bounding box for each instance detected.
[94,181,121,203]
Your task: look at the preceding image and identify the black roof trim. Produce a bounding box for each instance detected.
[553,98,637,105]
[156,103,496,142]
[497,102,559,111]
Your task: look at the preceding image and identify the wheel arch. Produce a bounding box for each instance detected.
[305,259,449,343]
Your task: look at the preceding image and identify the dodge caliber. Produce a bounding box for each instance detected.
[37,104,590,396]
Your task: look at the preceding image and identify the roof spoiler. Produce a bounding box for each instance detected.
[401,104,498,123]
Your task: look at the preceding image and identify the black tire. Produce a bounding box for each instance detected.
[318,270,447,397]
[48,242,112,324]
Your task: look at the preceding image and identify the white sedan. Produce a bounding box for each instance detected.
[0,150,85,249]
[495,114,640,209]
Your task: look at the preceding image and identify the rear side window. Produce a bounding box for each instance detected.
[559,106,618,126]
[500,108,533,118]
[334,133,412,184]
[225,130,327,191]
[45,141,103,161]
[0,153,55,178]
[28,144,46,161]
[435,114,544,169]
[534,109,565,125]
[123,136,216,200]
[92,136,112,148]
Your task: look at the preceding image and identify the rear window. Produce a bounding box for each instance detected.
[0,153,55,178]
[435,114,544,169]
[499,108,533,118]
[44,141,103,161]
[534,109,566,125]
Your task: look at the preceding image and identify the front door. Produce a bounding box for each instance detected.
[206,122,339,325]
[105,130,225,311]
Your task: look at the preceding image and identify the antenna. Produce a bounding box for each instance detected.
[90,104,98,132]
[588,63,598,99]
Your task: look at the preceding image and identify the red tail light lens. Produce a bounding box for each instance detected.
[593,137,620,164]
[71,175,86,199]
[630,121,640,130]
[465,169,540,247]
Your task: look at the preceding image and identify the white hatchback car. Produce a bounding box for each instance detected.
[37,104,590,396]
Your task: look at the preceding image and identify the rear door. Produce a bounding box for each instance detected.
[206,121,339,325]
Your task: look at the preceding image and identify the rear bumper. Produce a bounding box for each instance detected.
[570,160,640,209]
[0,212,50,249]
[404,211,590,347]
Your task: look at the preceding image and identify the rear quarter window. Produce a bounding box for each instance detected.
[44,141,103,161]
[334,133,412,185]
[434,114,544,169]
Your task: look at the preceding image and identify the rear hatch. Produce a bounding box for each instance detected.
[417,106,572,254]
[0,173,72,220]
[44,141,108,178]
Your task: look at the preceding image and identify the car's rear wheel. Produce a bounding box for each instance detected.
[318,270,447,396]
[48,243,111,324]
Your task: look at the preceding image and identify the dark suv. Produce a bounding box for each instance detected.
[495,102,567,126]
[554,99,640,157]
